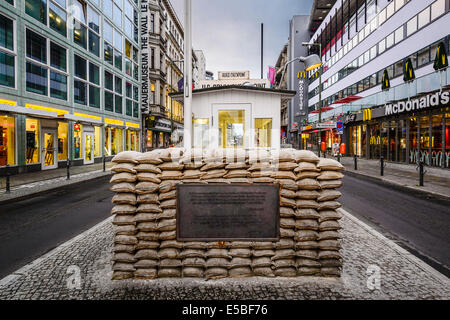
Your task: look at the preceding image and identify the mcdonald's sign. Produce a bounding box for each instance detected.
[403,58,415,82]
[297,71,307,79]
[363,109,372,121]
[433,41,448,71]
[370,136,381,145]
[381,69,390,91]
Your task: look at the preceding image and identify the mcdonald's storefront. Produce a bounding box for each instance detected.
[345,90,450,168]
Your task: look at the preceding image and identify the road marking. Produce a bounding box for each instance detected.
[339,208,450,284]
[0,216,113,288]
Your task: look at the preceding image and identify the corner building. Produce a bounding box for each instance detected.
[0,0,141,174]
[304,0,450,168]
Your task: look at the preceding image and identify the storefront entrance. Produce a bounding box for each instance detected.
[83,131,94,164]
[41,129,57,170]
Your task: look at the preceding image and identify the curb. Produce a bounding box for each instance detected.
[338,208,450,284]
[0,172,112,206]
[0,216,114,288]
[343,170,450,201]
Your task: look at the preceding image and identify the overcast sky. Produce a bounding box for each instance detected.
[171,0,314,79]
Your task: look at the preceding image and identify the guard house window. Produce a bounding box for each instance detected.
[0,14,15,88]
[0,116,15,166]
[218,110,245,148]
[254,118,272,148]
[88,6,100,57]
[193,119,209,148]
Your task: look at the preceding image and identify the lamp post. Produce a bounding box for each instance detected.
[278,53,322,149]
[302,42,322,157]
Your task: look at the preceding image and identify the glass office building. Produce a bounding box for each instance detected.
[0,0,141,173]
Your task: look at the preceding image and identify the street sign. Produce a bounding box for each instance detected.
[316,123,336,129]
[336,116,343,122]
[336,122,343,130]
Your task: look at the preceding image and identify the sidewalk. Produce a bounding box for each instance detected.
[338,157,450,200]
[0,209,448,300]
[0,162,113,204]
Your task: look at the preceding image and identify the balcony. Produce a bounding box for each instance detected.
[149,104,165,116]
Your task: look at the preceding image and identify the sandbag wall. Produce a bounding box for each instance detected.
[109,148,344,280]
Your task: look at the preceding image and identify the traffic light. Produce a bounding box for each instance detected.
[403,58,415,82]
[433,41,448,71]
[381,69,390,91]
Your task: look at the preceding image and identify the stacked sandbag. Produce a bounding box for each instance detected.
[110,151,139,280]
[316,158,344,277]
[109,149,344,279]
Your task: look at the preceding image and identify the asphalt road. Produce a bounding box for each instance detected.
[0,176,113,279]
[340,174,450,277]
[0,173,448,280]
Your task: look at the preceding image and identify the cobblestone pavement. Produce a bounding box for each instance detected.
[0,210,448,300]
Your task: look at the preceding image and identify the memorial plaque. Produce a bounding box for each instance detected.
[177,184,280,241]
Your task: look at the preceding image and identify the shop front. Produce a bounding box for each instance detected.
[145,116,172,150]
[345,90,450,167]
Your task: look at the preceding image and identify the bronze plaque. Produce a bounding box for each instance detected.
[176,184,280,241]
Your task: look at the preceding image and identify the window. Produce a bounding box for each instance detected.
[378,8,386,25]
[74,55,86,79]
[74,55,87,105]
[395,0,404,11]
[73,20,87,49]
[418,7,430,29]
[105,71,113,90]
[26,0,47,24]
[113,3,122,28]
[0,116,15,166]
[104,22,113,43]
[89,62,100,108]
[26,29,67,99]
[104,42,113,65]
[394,60,403,77]
[386,32,394,49]
[417,47,430,67]
[0,14,15,88]
[104,0,113,18]
[254,119,272,148]
[370,45,377,60]
[407,16,417,36]
[49,1,67,36]
[218,110,244,148]
[431,0,446,20]
[88,7,100,56]
[378,38,386,54]
[26,118,40,164]
[386,1,395,19]
[394,26,404,44]
[50,42,66,71]
[57,122,68,161]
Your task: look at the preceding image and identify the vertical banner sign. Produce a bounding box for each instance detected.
[297,71,305,114]
[140,0,149,113]
[268,66,275,87]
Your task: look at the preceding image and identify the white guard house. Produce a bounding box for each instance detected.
[170,86,295,150]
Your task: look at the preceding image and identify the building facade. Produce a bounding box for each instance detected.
[0,0,141,174]
[274,44,289,144]
[286,15,311,148]
[193,49,206,88]
[304,0,450,168]
[142,0,184,150]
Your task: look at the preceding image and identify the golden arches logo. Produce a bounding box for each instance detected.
[297,71,306,79]
[363,109,372,121]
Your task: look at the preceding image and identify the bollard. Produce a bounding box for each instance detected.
[5,164,10,194]
[337,153,341,163]
[324,151,327,158]
[419,161,424,186]
[354,154,358,170]
[103,155,106,172]
[380,156,384,176]
[66,159,70,180]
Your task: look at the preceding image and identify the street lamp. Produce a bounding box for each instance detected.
[278,53,322,150]
[302,42,323,157]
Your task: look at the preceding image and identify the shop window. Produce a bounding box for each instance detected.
[26,118,39,164]
[254,118,272,148]
[398,119,407,162]
[420,116,430,152]
[0,115,15,166]
[57,122,67,160]
[431,114,443,165]
[218,110,244,148]
[418,6,430,29]
[417,47,430,67]
[146,130,152,149]
[73,123,83,159]
[26,0,47,24]
[94,126,101,157]
[409,117,418,162]
[49,1,67,36]
[104,127,111,155]
[431,0,446,20]
[118,128,123,153]
[111,128,117,155]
